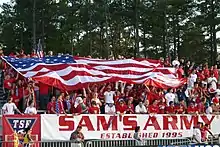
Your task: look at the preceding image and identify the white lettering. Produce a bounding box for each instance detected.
[25,120,31,128]
[13,120,19,128]
[19,120,25,128]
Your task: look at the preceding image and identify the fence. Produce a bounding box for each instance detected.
[0,141,84,147]
[0,137,220,147]
[85,138,192,147]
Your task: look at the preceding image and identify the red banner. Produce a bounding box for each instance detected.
[2,114,41,147]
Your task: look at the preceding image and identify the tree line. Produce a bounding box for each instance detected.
[0,0,220,64]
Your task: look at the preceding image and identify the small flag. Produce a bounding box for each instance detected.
[36,39,44,58]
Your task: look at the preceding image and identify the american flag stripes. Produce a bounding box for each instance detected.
[2,55,186,91]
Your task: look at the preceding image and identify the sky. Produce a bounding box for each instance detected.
[0,0,10,5]
[0,0,10,12]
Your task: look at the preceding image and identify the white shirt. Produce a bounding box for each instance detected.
[135,104,147,113]
[206,106,212,114]
[2,102,17,115]
[105,105,116,114]
[187,77,195,89]
[191,73,197,83]
[165,93,175,106]
[172,60,180,67]
[24,106,37,114]
[104,91,115,103]
[193,127,201,143]
[208,77,217,90]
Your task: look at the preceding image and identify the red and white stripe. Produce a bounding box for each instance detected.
[13,56,185,91]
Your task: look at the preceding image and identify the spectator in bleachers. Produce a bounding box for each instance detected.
[73,96,88,114]
[104,85,115,104]
[88,101,100,114]
[2,97,23,115]
[207,73,218,91]
[211,96,220,114]
[206,103,213,114]
[158,98,166,114]
[24,100,37,115]
[55,95,66,114]
[47,96,56,114]
[165,88,175,106]
[165,101,175,114]
[148,99,159,114]
[187,101,198,114]
[91,93,102,108]
[63,95,72,114]
[105,103,116,114]
[135,100,147,114]
[197,98,206,114]
[172,56,180,67]
[126,98,134,114]
[175,99,186,114]
[116,99,128,114]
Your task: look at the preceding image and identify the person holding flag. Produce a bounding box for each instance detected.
[36,39,44,58]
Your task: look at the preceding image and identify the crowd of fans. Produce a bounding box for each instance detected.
[1,49,220,115]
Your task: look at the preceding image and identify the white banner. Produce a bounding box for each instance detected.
[41,114,220,140]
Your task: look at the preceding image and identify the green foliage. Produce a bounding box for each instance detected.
[0,0,219,63]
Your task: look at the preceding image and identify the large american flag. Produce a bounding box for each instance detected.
[2,55,185,91]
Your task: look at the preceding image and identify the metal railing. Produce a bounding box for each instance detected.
[0,137,219,147]
[0,141,84,147]
[85,138,193,147]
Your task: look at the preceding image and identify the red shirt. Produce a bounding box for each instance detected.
[47,102,55,114]
[177,68,184,78]
[197,72,205,81]
[18,87,24,99]
[31,53,37,57]
[4,79,15,90]
[88,106,100,114]
[187,105,198,114]
[148,104,159,114]
[213,69,219,79]
[165,106,175,114]
[164,61,171,67]
[175,104,185,114]
[17,54,26,58]
[126,104,134,114]
[116,104,128,114]
[74,104,87,114]
[158,102,166,114]
[197,102,205,114]
[203,68,210,79]
[11,94,20,106]
[201,126,209,141]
